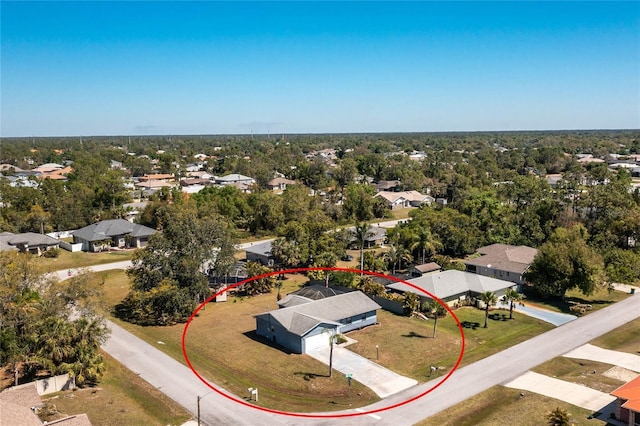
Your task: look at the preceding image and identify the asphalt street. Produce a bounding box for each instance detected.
[56,242,640,425]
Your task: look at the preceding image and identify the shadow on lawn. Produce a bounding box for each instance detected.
[402,331,427,338]
[242,330,293,355]
[294,371,327,380]
[489,313,509,322]
[461,321,481,330]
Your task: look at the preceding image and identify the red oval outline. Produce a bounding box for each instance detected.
[182,267,465,419]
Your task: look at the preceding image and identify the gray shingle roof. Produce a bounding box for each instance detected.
[72,219,156,242]
[244,240,273,256]
[257,291,380,337]
[0,232,60,251]
[387,270,514,300]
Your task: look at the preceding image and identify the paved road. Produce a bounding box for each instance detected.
[56,259,640,425]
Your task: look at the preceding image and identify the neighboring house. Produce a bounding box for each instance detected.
[122,201,148,223]
[348,226,388,249]
[277,285,345,308]
[72,219,156,252]
[0,232,60,255]
[409,262,442,277]
[0,382,92,426]
[215,173,256,186]
[245,240,275,266]
[611,375,640,426]
[266,177,297,191]
[374,180,401,192]
[464,243,538,287]
[386,269,516,307]
[375,191,434,209]
[254,291,380,353]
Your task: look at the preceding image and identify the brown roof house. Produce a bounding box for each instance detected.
[464,244,538,287]
[255,291,380,353]
[611,376,640,425]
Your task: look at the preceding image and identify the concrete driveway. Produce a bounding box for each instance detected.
[496,300,577,326]
[503,371,616,412]
[306,346,417,398]
[564,344,640,372]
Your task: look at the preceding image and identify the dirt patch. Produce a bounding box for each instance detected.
[603,366,639,383]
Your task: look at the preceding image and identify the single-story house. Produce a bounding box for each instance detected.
[72,219,156,252]
[348,226,388,249]
[266,177,298,191]
[410,262,442,277]
[464,243,538,287]
[611,375,640,425]
[0,232,60,255]
[386,269,517,307]
[255,291,380,353]
[0,382,92,426]
[245,240,275,266]
[215,173,256,186]
[375,191,434,209]
[374,180,401,192]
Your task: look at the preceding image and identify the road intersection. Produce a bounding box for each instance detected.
[60,251,640,425]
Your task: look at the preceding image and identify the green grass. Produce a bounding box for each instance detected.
[522,285,630,315]
[533,357,625,394]
[347,307,553,380]
[415,385,606,426]
[417,309,640,426]
[591,317,640,354]
[39,248,134,272]
[106,274,379,413]
[41,352,191,426]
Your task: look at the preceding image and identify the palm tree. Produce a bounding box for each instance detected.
[402,292,420,316]
[383,245,414,274]
[427,299,447,338]
[409,227,442,264]
[546,407,574,426]
[479,291,498,328]
[502,289,525,320]
[352,222,374,275]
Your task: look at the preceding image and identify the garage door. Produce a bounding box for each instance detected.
[303,329,331,352]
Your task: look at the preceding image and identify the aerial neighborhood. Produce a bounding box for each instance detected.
[1,131,639,425]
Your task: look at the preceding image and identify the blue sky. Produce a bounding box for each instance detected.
[1,1,639,137]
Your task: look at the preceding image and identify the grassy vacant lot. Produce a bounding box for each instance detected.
[592,317,640,354]
[416,385,605,426]
[39,248,133,272]
[523,285,630,315]
[41,352,191,426]
[418,309,640,426]
[347,307,553,379]
[107,274,379,413]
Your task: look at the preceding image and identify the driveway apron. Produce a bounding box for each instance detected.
[306,346,417,398]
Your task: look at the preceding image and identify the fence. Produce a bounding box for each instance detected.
[36,373,75,395]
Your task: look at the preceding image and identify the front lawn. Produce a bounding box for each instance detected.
[106,274,380,413]
[591,317,640,354]
[346,307,554,380]
[39,248,133,272]
[522,285,630,315]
